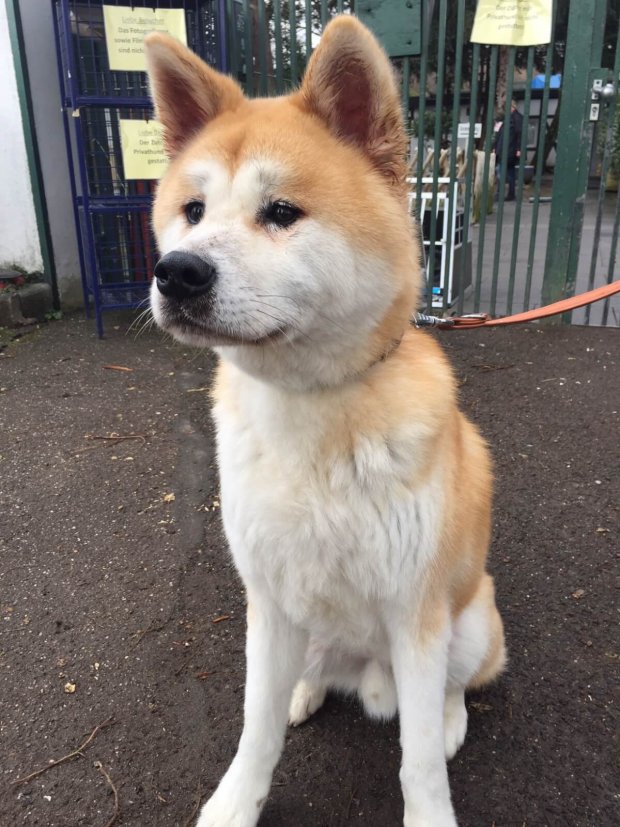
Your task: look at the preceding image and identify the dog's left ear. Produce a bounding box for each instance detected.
[298,16,407,187]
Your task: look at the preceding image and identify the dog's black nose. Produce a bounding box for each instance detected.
[154,252,217,301]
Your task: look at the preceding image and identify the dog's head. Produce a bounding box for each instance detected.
[146,16,420,388]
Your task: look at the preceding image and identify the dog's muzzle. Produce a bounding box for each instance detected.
[154,251,217,302]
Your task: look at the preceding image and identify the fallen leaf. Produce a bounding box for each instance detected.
[572,589,585,599]
[162,493,176,503]
[64,682,76,694]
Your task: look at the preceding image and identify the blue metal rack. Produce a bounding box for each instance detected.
[52,0,223,336]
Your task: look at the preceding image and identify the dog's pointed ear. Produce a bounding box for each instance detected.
[298,17,407,187]
[145,34,244,157]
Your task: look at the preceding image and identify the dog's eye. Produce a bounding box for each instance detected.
[185,201,205,225]
[261,200,303,229]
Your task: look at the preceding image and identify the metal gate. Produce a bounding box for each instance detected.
[54,0,620,334]
[52,0,221,337]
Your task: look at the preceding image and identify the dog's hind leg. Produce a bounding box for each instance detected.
[445,574,506,760]
[358,658,398,720]
[289,646,397,725]
[288,679,327,726]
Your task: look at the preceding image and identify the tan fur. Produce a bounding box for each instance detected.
[146,18,505,824]
[151,25,500,657]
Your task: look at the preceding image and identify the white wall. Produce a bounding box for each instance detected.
[0,2,42,273]
[18,0,83,306]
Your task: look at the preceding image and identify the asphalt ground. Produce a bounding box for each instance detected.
[0,314,618,826]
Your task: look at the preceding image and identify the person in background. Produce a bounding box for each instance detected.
[494,99,523,202]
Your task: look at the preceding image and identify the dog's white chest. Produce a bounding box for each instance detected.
[213,374,441,646]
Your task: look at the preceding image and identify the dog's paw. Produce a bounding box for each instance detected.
[288,679,326,726]
[404,813,458,827]
[195,790,262,827]
[196,769,267,827]
[443,691,468,760]
[358,660,398,721]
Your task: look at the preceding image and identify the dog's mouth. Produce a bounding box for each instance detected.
[166,307,290,347]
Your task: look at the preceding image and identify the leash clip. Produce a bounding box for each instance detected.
[413,313,455,328]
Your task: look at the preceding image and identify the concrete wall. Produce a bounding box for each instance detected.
[17,0,83,308]
[0,2,42,273]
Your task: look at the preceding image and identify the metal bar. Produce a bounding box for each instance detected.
[257,0,268,95]
[305,0,312,60]
[243,0,254,96]
[320,0,328,31]
[474,46,499,312]
[75,96,153,107]
[274,0,284,93]
[506,47,534,315]
[217,0,229,72]
[52,1,89,314]
[443,0,465,313]
[426,0,447,313]
[7,0,60,307]
[601,189,620,326]
[415,0,428,218]
[288,0,298,86]
[61,0,105,333]
[458,42,480,316]
[227,0,240,80]
[600,24,620,325]
[401,58,411,123]
[542,0,607,312]
[490,48,516,317]
[584,106,613,324]
[336,0,344,12]
[524,22,555,310]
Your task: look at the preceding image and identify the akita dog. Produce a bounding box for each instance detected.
[146,16,506,826]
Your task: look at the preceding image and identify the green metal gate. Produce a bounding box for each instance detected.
[223,0,619,325]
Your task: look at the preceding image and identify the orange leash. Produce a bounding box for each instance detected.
[414,280,620,329]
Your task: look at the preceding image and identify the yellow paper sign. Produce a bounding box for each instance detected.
[103,6,187,71]
[471,0,552,46]
[120,120,168,180]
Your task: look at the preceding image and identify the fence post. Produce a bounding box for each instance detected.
[541,0,606,316]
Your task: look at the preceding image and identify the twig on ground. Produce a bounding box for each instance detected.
[94,761,120,827]
[87,433,147,443]
[345,785,358,821]
[470,363,515,372]
[74,433,148,453]
[130,618,170,648]
[11,717,116,787]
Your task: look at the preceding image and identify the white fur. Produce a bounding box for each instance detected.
[200,368,465,826]
[151,157,397,389]
[147,21,503,827]
[151,152,499,822]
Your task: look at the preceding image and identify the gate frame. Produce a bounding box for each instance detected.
[542,0,608,313]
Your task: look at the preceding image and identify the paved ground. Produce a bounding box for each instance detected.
[0,313,618,826]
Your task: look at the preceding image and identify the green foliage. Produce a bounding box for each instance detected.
[44,310,63,322]
[411,110,453,144]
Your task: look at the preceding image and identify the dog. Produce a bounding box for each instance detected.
[145,16,506,826]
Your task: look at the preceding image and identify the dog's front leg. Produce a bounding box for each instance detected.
[387,608,457,827]
[197,587,307,827]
